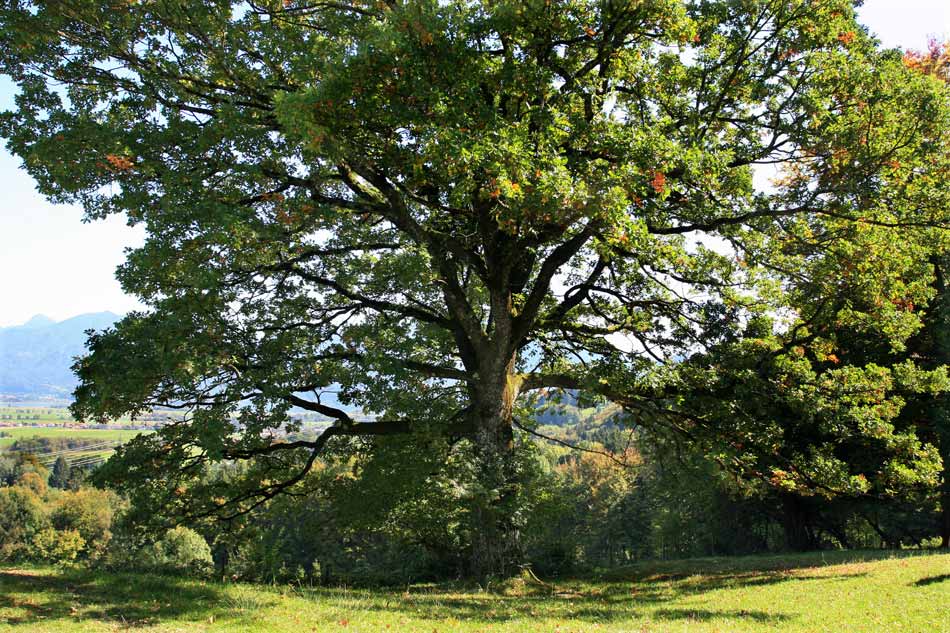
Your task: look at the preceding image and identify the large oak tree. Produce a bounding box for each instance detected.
[2,0,949,575]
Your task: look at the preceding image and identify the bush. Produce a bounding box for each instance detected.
[32,528,85,565]
[141,527,213,576]
[49,488,120,561]
[0,485,48,561]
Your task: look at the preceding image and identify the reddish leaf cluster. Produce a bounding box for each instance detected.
[903,39,950,82]
[837,31,856,46]
[104,153,134,171]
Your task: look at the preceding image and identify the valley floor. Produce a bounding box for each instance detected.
[1,550,948,632]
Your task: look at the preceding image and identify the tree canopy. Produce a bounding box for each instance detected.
[2,0,950,575]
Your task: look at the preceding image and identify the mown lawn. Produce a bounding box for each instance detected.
[1,550,948,632]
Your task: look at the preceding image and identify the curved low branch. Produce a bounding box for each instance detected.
[195,418,416,522]
[512,418,632,468]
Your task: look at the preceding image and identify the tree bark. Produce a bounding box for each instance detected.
[468,356,525,581]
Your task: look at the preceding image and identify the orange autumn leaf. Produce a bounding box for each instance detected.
[650,170,666,193]
[105,153,134,171]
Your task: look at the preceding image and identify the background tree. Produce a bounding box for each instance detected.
[0,452,48,488]
[900,39,950,547]
[49,455,70,491]
[2,0,950,576]
[662,220,950,549]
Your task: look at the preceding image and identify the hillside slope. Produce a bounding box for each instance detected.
[1,550,947,632]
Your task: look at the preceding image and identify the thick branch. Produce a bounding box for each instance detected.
[513,221,600,344]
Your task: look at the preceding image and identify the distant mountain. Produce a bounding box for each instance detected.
[18,314,56,329]
[0,312,120,397]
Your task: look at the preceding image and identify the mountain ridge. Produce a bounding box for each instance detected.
[0,311,121,397]
[13,314,57,330]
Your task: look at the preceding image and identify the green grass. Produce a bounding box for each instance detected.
[2,550,948,632]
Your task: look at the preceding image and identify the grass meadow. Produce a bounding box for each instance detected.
[1,550,948,632]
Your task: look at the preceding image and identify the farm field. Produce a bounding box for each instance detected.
[0,406,326,466]
[0,407,73,423]
[0,409,151,466]
[0,425,146,468]
[1,550,948,632]
[0,406,151,427]
[0,426,144,447]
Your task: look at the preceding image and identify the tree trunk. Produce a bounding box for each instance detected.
[468,357,524,581]
[781,494,816,551]
[939,428,950,548]
[939,487,950,548]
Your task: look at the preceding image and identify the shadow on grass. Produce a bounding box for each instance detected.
[286,550,908,625]
[0,550,926,628]
[596,548,930,583]
[0,568,261,628]
[653,608,790,623]
[595,570,866,604]
[300,566,861,624]
[914,574,950,587]
[295,586,802,625]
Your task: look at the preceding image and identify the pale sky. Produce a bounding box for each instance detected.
[0,1,948,327]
